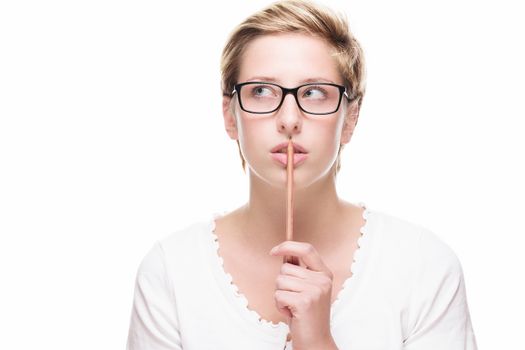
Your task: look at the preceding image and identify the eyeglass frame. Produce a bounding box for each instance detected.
[230,81,353,115]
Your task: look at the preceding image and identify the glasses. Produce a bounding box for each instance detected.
[232,82,352,115]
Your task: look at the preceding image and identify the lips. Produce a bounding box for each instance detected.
[270,142,308,154]
[270,141,309,167]
[271,152,308,166]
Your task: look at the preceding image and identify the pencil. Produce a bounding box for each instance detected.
[284,138,298,265]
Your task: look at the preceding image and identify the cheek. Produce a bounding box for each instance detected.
[314,116,344,154]
[236,115,273,154]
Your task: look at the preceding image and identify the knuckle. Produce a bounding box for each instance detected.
[275,275,286,287]
[322,274,333,286]
[300,296,312,308]
[321,282,332,294]
[312,285,323,299]
[305,244,315,254]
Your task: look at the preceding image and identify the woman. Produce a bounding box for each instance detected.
[126,1,477,349]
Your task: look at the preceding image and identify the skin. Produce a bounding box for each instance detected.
[221,33,361,349]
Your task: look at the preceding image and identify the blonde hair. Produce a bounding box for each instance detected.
[220,0,366,175]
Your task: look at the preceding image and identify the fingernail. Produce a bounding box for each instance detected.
[269,246,278,255]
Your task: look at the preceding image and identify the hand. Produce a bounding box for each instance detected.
[269,241,338,349]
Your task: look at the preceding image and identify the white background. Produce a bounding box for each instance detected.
[0,0,523,348]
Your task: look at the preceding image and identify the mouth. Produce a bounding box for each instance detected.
[270,142,308,154]
[270,141,309,167]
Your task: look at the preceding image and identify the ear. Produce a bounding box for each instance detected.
[340,101,360,145]
[222,95,238,140]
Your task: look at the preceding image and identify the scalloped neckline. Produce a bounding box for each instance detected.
[206,202,372,335]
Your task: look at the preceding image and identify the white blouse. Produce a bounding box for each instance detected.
[126,203,478,349]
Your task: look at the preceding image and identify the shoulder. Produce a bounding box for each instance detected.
[136,216,214,276]
[370,209,459,262]
[366,209,463,288]
[159,218,211,253]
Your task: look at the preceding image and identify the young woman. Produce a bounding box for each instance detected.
[126,1,477,349]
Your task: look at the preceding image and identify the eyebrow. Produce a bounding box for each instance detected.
[245,76,338,84]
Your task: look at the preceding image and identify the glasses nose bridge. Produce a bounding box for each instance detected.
[276,86,302,134]
[280,86,301,109]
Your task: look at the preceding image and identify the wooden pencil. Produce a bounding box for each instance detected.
[284,138,297,265]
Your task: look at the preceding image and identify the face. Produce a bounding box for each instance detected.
[222,33,359,190]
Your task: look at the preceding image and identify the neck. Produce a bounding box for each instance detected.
[236,166,349,255]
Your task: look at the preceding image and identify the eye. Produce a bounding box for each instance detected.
[302,86,327,99]
[250,84,278,98]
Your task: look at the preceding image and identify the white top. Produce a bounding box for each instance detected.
[126,203,477,349]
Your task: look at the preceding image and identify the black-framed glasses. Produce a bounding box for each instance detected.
[231,81,352,115]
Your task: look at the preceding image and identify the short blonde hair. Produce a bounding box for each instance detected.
[220,0,366,175]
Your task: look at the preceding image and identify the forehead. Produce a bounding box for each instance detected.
[238,33,342,85]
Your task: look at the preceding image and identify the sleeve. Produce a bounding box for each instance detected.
[403,230,478,350]
[126,241,183,350]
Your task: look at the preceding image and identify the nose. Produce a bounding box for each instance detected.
[276,93,302,135]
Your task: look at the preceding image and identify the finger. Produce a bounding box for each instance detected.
[280,262,308,278]
[276,273,331,300]
[270,241,332,275]
[276,274,308,292]
[280,263,333,286]
[274,290,296,319]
